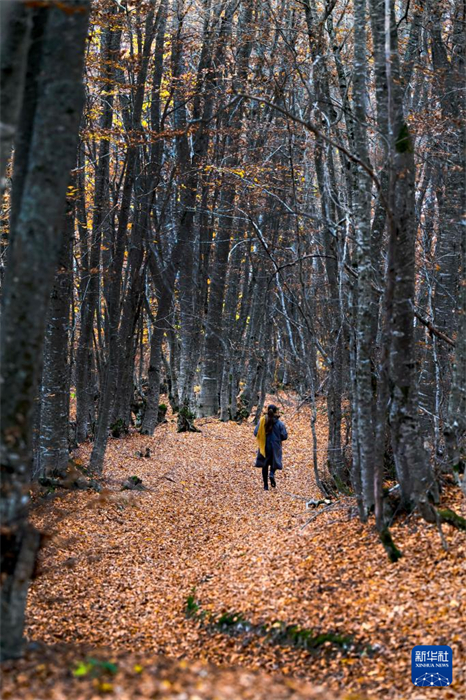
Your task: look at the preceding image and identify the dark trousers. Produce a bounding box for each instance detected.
[262,455,275,488]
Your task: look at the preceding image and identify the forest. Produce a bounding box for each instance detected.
[0,0,465,698]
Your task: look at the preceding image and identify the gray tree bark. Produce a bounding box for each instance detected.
[384,1,438,511]
[37,200,74,479]
[351,0,376,515]
[0,0,89,661]
[75,13,122,443]
[443,0,466,486]
[0,1,31,195]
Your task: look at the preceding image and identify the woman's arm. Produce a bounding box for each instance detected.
[280,422,288,441]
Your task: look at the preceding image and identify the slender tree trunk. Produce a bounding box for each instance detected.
[239,266,268,412]
[141,255,177,434]
[110,207,146,431]
[75,15,121,443]
[37,200,74,479]
[352,0,376,515]
[219,232,243,420]
[198,182,236,417]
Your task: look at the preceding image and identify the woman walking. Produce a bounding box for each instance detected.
[254,404,288,490]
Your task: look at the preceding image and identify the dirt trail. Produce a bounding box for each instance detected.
[18,401,466,698]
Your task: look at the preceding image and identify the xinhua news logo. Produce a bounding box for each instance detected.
[411,645,453,687]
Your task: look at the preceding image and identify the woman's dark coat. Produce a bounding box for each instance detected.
[254,418,288,470]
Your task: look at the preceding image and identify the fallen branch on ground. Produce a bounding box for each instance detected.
[300,504,338,530]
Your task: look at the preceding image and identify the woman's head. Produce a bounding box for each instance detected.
[265,404,278,433]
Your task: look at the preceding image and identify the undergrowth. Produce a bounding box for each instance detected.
[185,592,354,653]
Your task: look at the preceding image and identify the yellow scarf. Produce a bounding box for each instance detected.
[257,416,266,458]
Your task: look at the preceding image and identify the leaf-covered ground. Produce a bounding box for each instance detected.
[4,398,465,699]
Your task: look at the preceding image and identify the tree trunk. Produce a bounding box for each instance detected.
[0,0,89,661]
[351,0,376,514]
[141,254,177,435]
[0,1,31,195]
[110,209,146,431]
[443,10,466,483]
[37,200,74,479]
[75,15,121,443]
[385,2,438,511]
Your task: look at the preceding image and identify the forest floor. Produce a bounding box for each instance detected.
[2,396,465,700]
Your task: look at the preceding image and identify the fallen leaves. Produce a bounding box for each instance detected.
[1,643,342,700]
[6,396,465,699]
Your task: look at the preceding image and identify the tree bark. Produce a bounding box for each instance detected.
[0,0,89,661]
[351,0,376,515]
[384,2,438,511]
[37,200,74,479]
[0,1,31,195]
[75,14,121,443]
